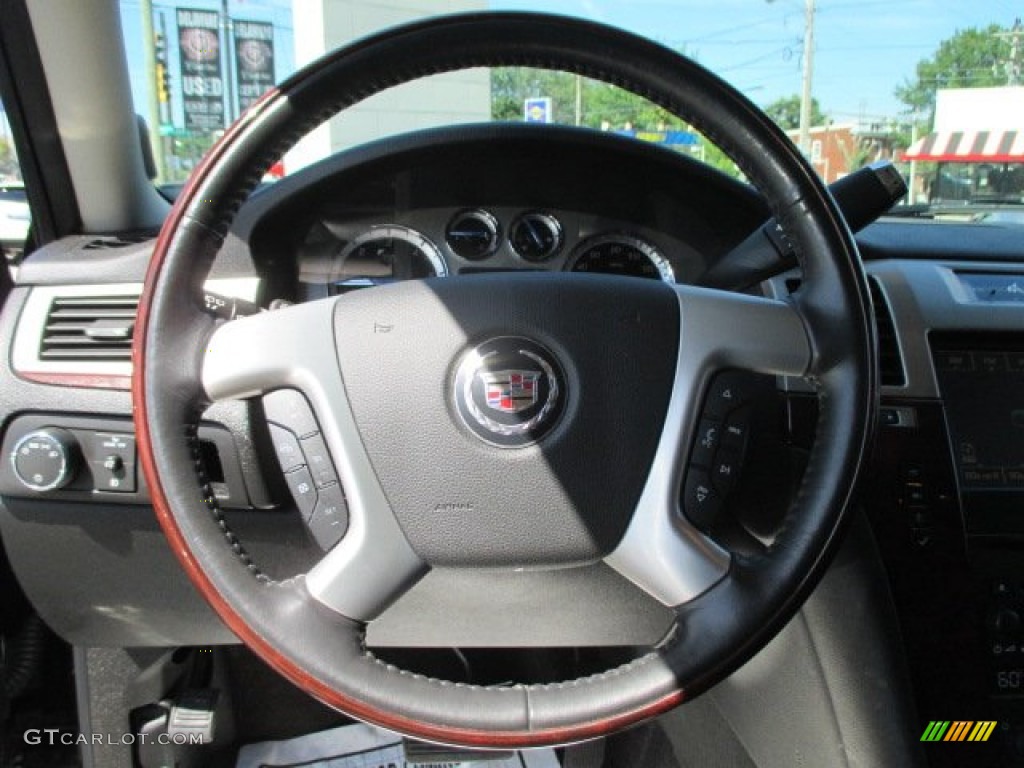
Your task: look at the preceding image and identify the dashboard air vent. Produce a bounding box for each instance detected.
[40,295,139,362]
[783,275,905,387]
[867,276,906,387]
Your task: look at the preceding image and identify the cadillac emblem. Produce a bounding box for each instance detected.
[482,370,540,414]
[454,337,564,447]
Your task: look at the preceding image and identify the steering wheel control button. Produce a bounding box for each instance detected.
[307,483,350,550]
[704,372,755,420]
[509,211,563,262]
[283,466,318,519]
[683,468,721,530]
[722,409,751,452]
[268,424,303,472]
[299,433,338,488]
[711,451,740,495]
[690,419,721,467]
[453,336,565,448]
[263,389,319,438]
[446,209,500,260]
[11,428,79,492]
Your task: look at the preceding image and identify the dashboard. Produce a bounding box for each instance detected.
[233,125,767,307]
[3,124,1024,763]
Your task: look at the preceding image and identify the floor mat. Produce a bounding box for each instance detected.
[236,722,560,768]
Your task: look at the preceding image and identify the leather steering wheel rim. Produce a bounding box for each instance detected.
[133,12,877,748]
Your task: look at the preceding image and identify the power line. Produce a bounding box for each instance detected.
[663,10,801,47]
[816,0,908,12]
[682,37,799,47]
[718,46,796,73]
[818,43,937,52]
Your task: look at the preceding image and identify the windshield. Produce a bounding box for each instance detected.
[108,2,1024,215]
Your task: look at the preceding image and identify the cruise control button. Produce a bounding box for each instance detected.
[307,483,349,551]
[263,389,319,438]
[683,469,721,530]
[300,433,338,488]
[690,419,721,467]
[283,466,317,519]
[268,424,303,472]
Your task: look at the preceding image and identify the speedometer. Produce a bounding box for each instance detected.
[568,234,675,282]
[335,226,446,289]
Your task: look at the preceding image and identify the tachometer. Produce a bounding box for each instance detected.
[568,234,675,282]
[335,225,446,289]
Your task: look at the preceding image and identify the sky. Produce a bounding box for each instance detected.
[491,0,1022,123]
[116,0,1021,129]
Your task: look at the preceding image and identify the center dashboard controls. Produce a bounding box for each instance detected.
[262,388,349,551]
[682,371,757,531]
[569,234,675,281]
[509,211,563,262]
[445,209,500,260]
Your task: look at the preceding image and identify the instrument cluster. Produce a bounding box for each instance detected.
[297,207,679,294]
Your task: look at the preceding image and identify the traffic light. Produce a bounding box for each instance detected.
[154,32,167,63]
[156,62,169,103]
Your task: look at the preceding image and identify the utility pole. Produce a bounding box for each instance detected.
[222,0,237,124]
[798,0,816,155]
[995,18,1023,86]
[574,74,583,126]
[140,0,165,180]
[908,121,918,204]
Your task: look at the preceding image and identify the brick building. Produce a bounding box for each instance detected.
[785,123,857,184]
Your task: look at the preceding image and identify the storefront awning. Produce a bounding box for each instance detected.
[902,130,1024,162]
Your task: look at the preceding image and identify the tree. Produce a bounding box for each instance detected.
[491,68,578,123]
[895,24,1008,118]
[763,95,825,131]
[492,67,690,129]
[489,67,742,178]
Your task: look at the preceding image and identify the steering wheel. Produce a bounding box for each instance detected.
[133,12,875,749]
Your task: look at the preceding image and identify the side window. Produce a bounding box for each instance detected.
[0,101,29,272]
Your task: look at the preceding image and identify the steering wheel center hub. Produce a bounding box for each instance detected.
[453,336,564,447]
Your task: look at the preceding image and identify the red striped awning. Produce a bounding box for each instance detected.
[902,130,1024,162]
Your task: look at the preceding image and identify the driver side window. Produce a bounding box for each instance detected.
[0,101,29,276]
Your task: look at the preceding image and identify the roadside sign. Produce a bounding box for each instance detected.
[524,97,552,123]
[234,20,275,114]
[177,7,226,132]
